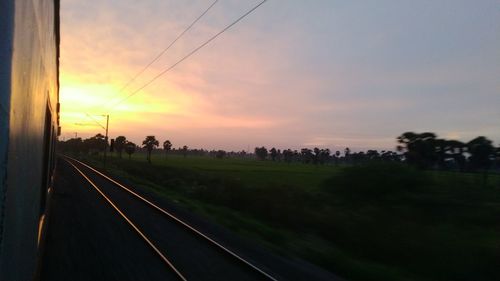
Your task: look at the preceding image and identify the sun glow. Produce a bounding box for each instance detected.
[59,69,192,140]
[58,1,500,150]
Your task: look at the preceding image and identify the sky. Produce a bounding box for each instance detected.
[59,0,500,151]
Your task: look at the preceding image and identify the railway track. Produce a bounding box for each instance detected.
[62,156,278,281]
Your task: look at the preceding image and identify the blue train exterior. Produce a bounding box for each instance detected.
[0,0,60,280]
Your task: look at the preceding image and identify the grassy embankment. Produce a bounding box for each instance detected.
[77,152,500,281]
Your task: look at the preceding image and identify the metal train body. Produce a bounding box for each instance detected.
[0,0,60,280]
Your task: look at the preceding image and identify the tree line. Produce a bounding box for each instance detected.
[396,132,499,172]
[57,132,500,172]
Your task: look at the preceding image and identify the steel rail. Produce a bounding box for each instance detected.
[64,155,278,281]
[64,159,188,281]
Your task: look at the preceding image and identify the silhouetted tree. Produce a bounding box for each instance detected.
[467,136,494,175]
[62,137,84,154]
[496,146,500,169]
[215,150,226,159]
[335,150,340,165]
[350,151,365,163]
[115,136,126,158]
[125,142,136,160]
[446,140,466,171]
[313,148,321,164]
[255,147,268,160]
[397,132,437,169]
[300,148,313,163]
[182,145,188,157]
[283,149,293,163]
[163,140,172,158]
[381,150,400,162]
[270,147,278,161]
[366,150,379,160]
[142,136,159,163]
[319,148,331,164]
[83,134,107,154]
[434,139,448,169]
[344,147,351,163]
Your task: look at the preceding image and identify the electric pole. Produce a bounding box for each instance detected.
[103,114,109,168]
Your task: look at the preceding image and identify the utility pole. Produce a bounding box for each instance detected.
[103,114,109,168]
[77,113,109,167]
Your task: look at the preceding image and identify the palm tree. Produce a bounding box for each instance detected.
[142,136,159,163]
[163,140,172,158]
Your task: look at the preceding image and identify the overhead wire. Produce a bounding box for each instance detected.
[100,0,220,112]
[106,0,268,112]
[84,113,106,130]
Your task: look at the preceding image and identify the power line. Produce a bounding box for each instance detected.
[85,113,106,130]
[107,0,267,112]
[101,0,219,111]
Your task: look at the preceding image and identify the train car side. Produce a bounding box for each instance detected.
[0,0,60,280]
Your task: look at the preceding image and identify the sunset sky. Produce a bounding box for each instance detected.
[60,0,500,151]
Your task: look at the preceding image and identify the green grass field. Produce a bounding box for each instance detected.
[138,152,339,189]
[79,152,500,281]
